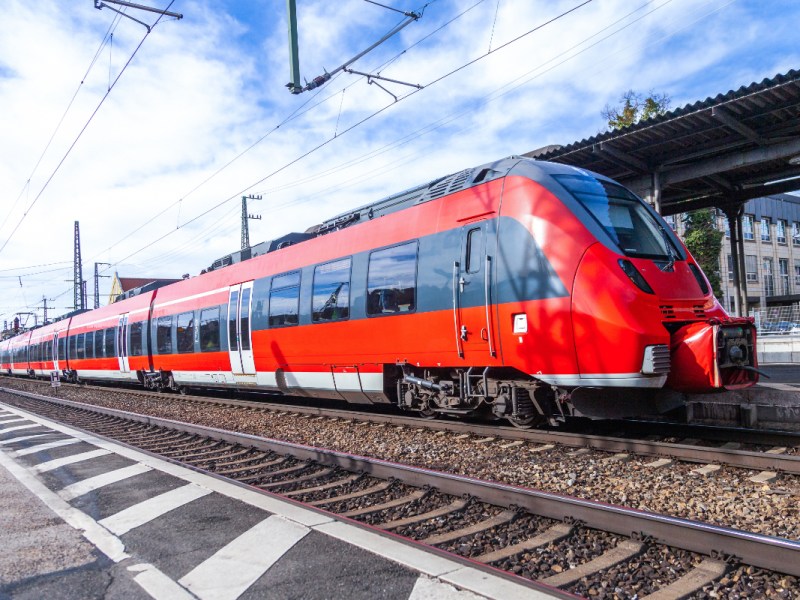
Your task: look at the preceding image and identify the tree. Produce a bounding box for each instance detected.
[683,209,724,300]
[602,90,671,130]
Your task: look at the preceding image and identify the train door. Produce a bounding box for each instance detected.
[227,282,256,376]
[117,314,130,373]
[52,333,59,372]
[454,222,498,361]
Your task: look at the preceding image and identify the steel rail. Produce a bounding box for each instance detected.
[4,378,800,473]
[4,386,800,578]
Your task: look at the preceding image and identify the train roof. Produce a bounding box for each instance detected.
[316,156,593,234]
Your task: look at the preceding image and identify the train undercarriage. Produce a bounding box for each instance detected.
[396,365,577,428]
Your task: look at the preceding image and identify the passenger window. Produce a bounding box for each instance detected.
[58,337,66,361]
[240,288,251,351]
[69,335,78,360]
[130,322,143,356]
[228,290,239,351]
[466,228,483,274]
[176,312,195,354]
[367,242,417,316]
[157,316,172,354]
[313,258,351,322]
[269,272,301,327]
[200,307,221,352]
[77,333,85,360]
[85,332,94,359]
[105,328,116,357]
[93,331,102,358]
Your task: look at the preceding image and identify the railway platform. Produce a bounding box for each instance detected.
[0,403,559,600]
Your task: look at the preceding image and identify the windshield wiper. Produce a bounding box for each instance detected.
[658,226,677,272]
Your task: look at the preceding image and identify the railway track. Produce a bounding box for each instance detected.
[1,386,798,598]
[4,377,800,477]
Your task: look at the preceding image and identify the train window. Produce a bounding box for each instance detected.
[269,272,301,327]
[240,289,251,351]
[69,335,78,361]
[553,174,681,261]
[94,330,104,358]
[176,312,195,354]
[104,327,116,357]
[367,242,417,316]
[85,332,95,359]
[157,316,173,354]
[200,307,221,352]
[77,333,86,360]
[130,322,143,356]
[466,228,482,274]
[312,258,351,322]
[58,337,66,361]
[228,290,239,350]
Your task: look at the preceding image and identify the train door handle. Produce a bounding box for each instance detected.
[459,276,467,293]
[460,325,468,341]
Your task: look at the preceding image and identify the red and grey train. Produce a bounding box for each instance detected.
[1,157,759,426]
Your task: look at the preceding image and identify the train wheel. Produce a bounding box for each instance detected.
[507,414,541,429]
[418,407,439,420]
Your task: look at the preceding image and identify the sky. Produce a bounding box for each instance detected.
[0,0,798,328]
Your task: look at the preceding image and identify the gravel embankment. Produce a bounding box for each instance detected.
[2,379,799,543]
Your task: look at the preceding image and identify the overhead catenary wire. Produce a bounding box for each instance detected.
[0,10,125,239]
[0,1,178,259]
[107,1,595,269]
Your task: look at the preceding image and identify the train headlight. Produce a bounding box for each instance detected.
[618,259,654,294]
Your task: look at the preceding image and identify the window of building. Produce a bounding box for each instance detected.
[795,260,800,286]
[721,216,730,238]
[727,254,734,281]
[269,272,301,327]
[763,257,774,296]
[176,311,195,353]
[156,316,172,354]
[663,214,677,232]
[760,218,771,242]
[130,321,143,356]
[200,307,221,352]
[312,258,351,322]
[794,222,800,247]
[777,219,787,244]
[743,215,755,240]
[779,258,790,295]
[745,254,758,282]
[104,328,116,357]
[367,241,418,316]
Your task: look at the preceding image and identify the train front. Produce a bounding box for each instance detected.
[540,164,759,403]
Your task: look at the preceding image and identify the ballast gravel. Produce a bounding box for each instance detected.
[2,379,799,544]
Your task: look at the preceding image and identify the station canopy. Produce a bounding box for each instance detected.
[525,69,800,216]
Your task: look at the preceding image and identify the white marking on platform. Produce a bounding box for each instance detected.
[99,484,212,536]
[0,442,129,563]
[179,515,309,600]
[32,448,111,473]
[0,423,42,434]
[0,433,50,446]
[59,463,153,501]
[0,417,27,424]
[15,438,81,456]
[128,563,195,600]
[408,575,485,599]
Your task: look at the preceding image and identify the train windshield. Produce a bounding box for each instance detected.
[553,174,678,260]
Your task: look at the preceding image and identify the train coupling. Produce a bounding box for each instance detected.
[666,317,760,393]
